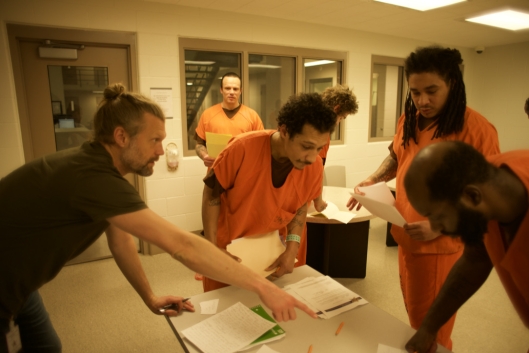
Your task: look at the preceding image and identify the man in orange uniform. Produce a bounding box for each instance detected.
[201,93,337,292]
[403,141,528,353]
[347,46,500,350]
[195,72,263,167]
[295,85,359,266]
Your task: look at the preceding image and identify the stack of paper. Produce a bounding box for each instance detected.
[182,302,277,353]
[350,182,406,226]
[283,276,368,319]
[308,201,356,224]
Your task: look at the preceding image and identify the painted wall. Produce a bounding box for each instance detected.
[1,0,524,232]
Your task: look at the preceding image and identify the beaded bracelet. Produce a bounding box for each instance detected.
[286,234,301,243]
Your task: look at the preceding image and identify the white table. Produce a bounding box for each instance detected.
[166,265,452,353]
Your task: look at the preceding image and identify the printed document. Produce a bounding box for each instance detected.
[308,201,356,223]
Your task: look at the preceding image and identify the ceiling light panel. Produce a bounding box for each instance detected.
[466,10,529,31]
[374,0,466,12]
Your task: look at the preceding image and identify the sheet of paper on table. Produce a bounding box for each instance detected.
[182,302,276,353]
[200,299,219,315]
[350,182,406,227]
[283,276,368,319]
[227,231,286,278]
[206,131,233,158]
[256,345,281,353]
[308,201,356,223]
[377,343,407,353]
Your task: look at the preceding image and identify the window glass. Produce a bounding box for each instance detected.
[304,59,343,141]
[184,50,240,151]
[248,54,295,129]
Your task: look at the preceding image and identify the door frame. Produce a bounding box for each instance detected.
[7,23,153,254]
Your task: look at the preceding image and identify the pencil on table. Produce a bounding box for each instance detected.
[308,344,313,353]
[335,321,344,335]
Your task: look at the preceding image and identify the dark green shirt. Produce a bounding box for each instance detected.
[0,141,147,320]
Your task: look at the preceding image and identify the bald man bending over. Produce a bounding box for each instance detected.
[402,141,529,353]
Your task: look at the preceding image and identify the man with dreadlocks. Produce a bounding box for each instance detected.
[347,46,500,350]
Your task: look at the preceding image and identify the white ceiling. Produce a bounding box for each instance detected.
[145,0,529,48]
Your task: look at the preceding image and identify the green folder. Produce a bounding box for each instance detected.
[239,305,286,351]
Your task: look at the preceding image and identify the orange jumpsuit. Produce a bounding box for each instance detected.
[203,130,323,292]
[392,107,500,350]
[195,103,263,141]
[485,151,529,329]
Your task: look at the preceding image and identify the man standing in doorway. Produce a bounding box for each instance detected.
[194,72,263,167]
[347,46,500,350]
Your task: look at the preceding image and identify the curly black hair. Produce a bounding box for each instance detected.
[402,46,467,147]
[276,93,336,138]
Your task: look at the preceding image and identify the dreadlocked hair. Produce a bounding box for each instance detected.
[402,46,467,148]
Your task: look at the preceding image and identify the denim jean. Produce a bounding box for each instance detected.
[1,291,62,353]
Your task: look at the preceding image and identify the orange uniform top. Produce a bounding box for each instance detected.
[485,151,529,328]
[392,107,500,254]
[212,130,323,249]
[195,103,263,141]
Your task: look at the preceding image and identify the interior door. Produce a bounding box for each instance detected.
[15,37,140,265]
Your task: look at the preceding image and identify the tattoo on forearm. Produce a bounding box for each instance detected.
[372,156,397,183]
[195,144,207,158]
[287,204,307,233]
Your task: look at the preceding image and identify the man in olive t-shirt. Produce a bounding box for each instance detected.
[1,85,315,353]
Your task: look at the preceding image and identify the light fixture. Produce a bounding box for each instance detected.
[374,0,466,11]
[304,60,335,67]
[466,10,529,31]
[186,82,193,86]
[184,60,215,65]
[248,64,281,69]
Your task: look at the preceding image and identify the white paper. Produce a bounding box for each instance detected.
[256,345,281,353]
[309,201,356,224]
[227,231,286,277]
[150,88,173,118]
[200,299,219,315]
[182,302,276,353]
[285,276,367,319]
[377,343,407,353]
[350,182,406,227]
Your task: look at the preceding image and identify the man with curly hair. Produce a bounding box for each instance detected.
[201,92,336,292]
[347,46,500,350]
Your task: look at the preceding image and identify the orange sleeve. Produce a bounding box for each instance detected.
[195,111,207,141]
[253,113,264,131]
[210,137,244,191]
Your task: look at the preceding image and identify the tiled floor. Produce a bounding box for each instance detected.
[39,218,528,352]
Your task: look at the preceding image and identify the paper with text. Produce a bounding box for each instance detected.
[182,302,276,353]
[285,276,368,319]
[227,231,285,277]
[351,182,406,226]
[206,132,233,158]
[309,201,356,223]
[200,299,219,315]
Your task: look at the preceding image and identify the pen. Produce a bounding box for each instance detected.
[335,321,344,335]
[159,298,190,313]
[308,344,313,353]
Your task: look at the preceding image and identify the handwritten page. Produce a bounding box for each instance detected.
[284,276,367,319]
[182,302,276,353]
[350,182,406,226]
[227,231,286,277]
[377,343,407,353]
[200,299,219,315]
[309,201,356,223]
[206,132,232,158]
